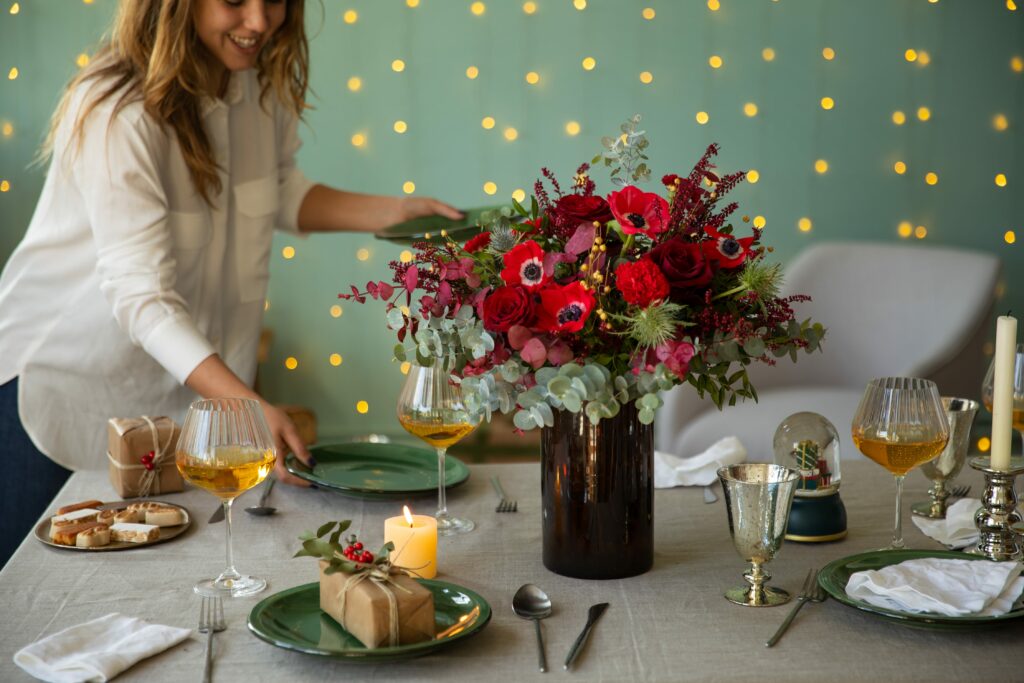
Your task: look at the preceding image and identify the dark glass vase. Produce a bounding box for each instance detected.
[540,403,654,580]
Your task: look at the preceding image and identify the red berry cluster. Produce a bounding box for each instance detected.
[140,450,156,471]
[342,535,374,564]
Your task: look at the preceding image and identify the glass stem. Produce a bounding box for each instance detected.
[223,498,237,577]
[436,447,448,518]
[892,475,906,549]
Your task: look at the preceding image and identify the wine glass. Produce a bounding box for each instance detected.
[852,377,949,550]
[397,363,481,536]
[176,397,276,596]
[982,343,1024,453]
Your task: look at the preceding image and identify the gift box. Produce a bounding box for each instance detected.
[318,560,434,648]
[106,416,184,498]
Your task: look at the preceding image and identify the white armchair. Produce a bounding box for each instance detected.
[656,241,1001,461]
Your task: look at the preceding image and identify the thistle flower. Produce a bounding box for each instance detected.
[489,224,518,253]
[737,261,782,300]
[615,300,685,347]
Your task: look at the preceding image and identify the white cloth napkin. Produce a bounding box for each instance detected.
[14,613,192,683]
[654,436,747,488]
[847,558,1024,617]
[911,498,982,549]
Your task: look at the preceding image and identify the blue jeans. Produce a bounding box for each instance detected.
[0,377,71,568]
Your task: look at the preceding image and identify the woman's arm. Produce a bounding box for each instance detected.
[296,184,462,234]
[185,354,313,487]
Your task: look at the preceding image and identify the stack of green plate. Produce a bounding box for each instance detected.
[375,205,505,244]
[285,441,470,500]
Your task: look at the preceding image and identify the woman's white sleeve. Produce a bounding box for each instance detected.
[275,107,316,234]
[71,106,215,384]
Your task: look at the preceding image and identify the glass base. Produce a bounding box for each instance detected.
[436,513,474,536]
[725,585,790,607]
[193,574,267,598]
[911,500,946,519]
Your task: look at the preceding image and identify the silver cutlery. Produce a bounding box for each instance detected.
[563,602,609,671]
[207,505,224,524]
[765,568,826,647]
[703,485,718,504]
[950,484,971,498]
[492,476,518,513]
[245,476,277,516]
[198,596,226,682]
[513,584,552,673]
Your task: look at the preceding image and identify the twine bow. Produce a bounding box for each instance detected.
[105,416,174,497]
[335,563,413,647]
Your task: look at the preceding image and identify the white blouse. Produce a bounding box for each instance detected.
[0,70,314,470]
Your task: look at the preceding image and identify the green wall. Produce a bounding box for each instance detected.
[1,0,1021,440]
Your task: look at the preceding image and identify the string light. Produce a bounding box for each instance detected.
[1,122,12,137]
[1005,231,1017,244]
[76,54,90,68]
[9,3,19,14]
[346,76,362,92]
[7,68,18,80]
[281,246,296,259]
[1007,0,1017,10]
[573,0,587,9]
[822,47,835,61]
[708,0,720,10]
[466,66,479,79]
[525,71,540,85]
[709,55,723,69]
[747,170,760,183]
[343,9,357,24]
[481,116,495,129]
[330,305,343,318]
[820,97,835,110]
[993,114,1009,131]
[0,180,10,192]
[503,127,518,141]
[393,120,407,134]
[915,226,928,239]
[406,0,419,6]
[582,57,596,71]
[285,357,299,370]
[925,172,938,185]
[978,437,992,452]
[329,353,343,366]
[402,181,416,194]
[264,299,270,312]
[523,1,537,13]
[695,111,709,125]
[905,49,918,62]
[898,221,913,238]
[995,173,1008,187]
[400,361,412,375]
[400,250,414,263]
[814,159,829,174]
[917,106,931,121]
[642,7,655,20]
[917,51,931,66]
[356,248,370,261]
[483,181,498,195]
[894,161,907,175]
[892,111,906,125]
[762,48,776,62]
[350,132,366,147]
[1012,56,1024,73]
[753,216,766,228]
[356,401,369,414]
[470,2,485,16]
[512,189,526,202]
[639,71,653,84]
[743,102,758,117]
[565,121,581,136]
[391,59,406,72]
[798,217,813,233]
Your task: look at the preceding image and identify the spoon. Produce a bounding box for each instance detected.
[513,583,552,673]
[244,476,276,516]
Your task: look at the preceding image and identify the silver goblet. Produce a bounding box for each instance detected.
[911,397,979,519]
[718,463,800,607]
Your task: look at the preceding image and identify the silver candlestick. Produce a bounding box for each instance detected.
[967,456,1024,561]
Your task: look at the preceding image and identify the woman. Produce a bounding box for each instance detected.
[0,0,459,564]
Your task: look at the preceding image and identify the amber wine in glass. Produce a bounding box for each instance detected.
[982,343,1024,450]
[397,363,481,535]
[176,398,276,596]
[852,377,949,550]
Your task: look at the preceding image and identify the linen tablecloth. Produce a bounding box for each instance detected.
[1,461,1019,683]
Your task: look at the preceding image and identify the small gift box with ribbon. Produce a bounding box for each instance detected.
[296,521,434,649]
[107,416,184,498]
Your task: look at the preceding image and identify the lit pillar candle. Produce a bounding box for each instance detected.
[384,506,438,579]
[991,315,1018,471]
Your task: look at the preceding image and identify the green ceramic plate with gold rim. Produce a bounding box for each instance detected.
[818,549,1024,630]
[247,579,491,661]
[375,206,504,244]
[284,442,470,500]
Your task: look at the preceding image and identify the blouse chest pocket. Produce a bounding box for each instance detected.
[167,211,212,296]
[233,175,280,304]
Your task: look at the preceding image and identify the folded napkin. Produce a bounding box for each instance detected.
[654,436,747,488]
[14,613,191,683]
[911,498,982,549]
[847,558,1024,617]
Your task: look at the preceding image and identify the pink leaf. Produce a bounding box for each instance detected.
[466,272,482,288]
[378,282,394,298]
[547,341,573,366]
[565,223,597,255]
[508,325,534,351]
[404,266,419,293]
[521,338,548,368]
[366,281,379,298]
[437,281,453,308]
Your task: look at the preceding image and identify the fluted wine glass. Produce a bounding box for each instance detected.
[397,363,481,535]
[176,397,276,596]
[852,377,949,550]
[982,343,1024,453]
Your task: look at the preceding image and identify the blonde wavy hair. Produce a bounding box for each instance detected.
[43,0,309,203]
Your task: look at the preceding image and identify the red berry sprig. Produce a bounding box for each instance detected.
[140,450,155,471]
[341,534,374,565]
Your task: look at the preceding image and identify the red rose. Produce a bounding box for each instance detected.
[500,240,550,288]
[464,232,491,253]
[536,281,595,333]
[703,228,754,269]
[554,194,614,226]
[649,238,713,297]
[482,285,535,332]
[614,257,670,307]
[607,185,671,237]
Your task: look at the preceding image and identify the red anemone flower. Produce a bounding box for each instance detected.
[500,240,550,288]
[702,227,754,268]
[607,185,671,237]
[536,282,595,333]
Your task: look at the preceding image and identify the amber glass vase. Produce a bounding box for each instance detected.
[540,403,654,579]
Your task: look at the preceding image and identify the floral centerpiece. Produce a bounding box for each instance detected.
[342,115,824,579]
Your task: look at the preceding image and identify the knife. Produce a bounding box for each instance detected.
[563,602,609,671]
[207,505,224,524]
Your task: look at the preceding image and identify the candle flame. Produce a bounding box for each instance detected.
[403,505,414,526]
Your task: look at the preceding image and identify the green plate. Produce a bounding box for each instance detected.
[375,206,502,244]
[285,442,470,499]
[247,579,491,661]
[818,549,1024,630]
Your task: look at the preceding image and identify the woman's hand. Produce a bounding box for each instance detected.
[393,196,464,224]
[259,401,314,487]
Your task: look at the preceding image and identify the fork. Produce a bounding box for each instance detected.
[949,484,971,498]
[491,476,518,513]
[199,596,226,683]
[765,568,826,647]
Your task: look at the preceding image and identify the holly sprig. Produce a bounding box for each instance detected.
[294,520,395,575]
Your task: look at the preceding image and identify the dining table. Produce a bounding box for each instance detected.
[1,458,1021,683]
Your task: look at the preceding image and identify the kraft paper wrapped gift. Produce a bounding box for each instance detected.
[107,416,184,498]
[318,560,434,649]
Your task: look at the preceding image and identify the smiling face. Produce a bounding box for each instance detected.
[194,0,286,75]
